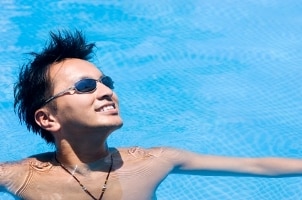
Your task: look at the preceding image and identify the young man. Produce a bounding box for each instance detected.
[0,30,302,200]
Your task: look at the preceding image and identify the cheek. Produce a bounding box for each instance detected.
[66,94,95,106]
[55,95,94,116]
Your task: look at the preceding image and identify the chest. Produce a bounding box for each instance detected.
[19,158,170,200]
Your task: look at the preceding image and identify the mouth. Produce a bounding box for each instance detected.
[99,104,116,112]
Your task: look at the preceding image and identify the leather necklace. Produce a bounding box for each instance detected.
[55,153,113,200]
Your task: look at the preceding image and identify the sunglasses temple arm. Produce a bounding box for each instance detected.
[44,86,75,104]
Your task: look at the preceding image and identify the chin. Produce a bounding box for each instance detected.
[102,120,123,133]
[111,121,123,130]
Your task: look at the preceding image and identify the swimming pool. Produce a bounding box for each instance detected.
[1,0,302,199]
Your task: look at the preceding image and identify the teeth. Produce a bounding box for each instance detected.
[101,105,114,112]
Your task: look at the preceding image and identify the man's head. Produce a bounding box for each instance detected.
[14,30,122,145]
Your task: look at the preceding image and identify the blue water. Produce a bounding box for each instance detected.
[1,0,302,199]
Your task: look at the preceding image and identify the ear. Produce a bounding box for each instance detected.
[35,108,60,132]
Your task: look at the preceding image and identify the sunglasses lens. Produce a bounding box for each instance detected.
[75,79,96,92]
[101,76,114,89]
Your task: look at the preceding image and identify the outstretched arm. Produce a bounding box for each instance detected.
[0,161,30,191]
[162,148,302,177]
[0,163,5,186]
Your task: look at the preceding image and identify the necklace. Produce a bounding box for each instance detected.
[54,153,113,200]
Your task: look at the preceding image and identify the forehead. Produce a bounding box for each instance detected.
[49,58,102,82]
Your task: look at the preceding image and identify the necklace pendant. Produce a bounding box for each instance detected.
[102,185,106,192]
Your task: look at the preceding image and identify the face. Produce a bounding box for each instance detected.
[47,58,123,134]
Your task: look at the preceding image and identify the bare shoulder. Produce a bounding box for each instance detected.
[115,146,165,159]
[114,146,189,164]
[0,152,54,172]
[0,152,54,186]
[112,146,196,178]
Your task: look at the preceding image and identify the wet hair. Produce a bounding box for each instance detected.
[14,30,95,144]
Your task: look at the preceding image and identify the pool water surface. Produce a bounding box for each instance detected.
[1,1,302,199]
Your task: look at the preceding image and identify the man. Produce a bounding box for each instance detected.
[0,30,302,200]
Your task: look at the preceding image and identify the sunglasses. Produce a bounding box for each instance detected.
[43,75,114,105]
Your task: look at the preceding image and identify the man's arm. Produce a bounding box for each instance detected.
[0,161,31,193]
[0,162,6,186]
[161,147,302,177]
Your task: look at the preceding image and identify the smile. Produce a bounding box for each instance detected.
[100,105,115,112]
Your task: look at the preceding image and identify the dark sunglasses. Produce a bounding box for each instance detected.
[43,76,114,105]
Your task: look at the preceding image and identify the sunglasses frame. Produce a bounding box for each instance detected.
[43,76,114,105]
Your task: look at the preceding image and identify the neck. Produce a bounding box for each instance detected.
[55,139,110,166]
[53,127,115,165]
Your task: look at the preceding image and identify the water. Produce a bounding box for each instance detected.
[1,0,302,199]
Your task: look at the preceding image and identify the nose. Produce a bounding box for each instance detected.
[95,81,113,99]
